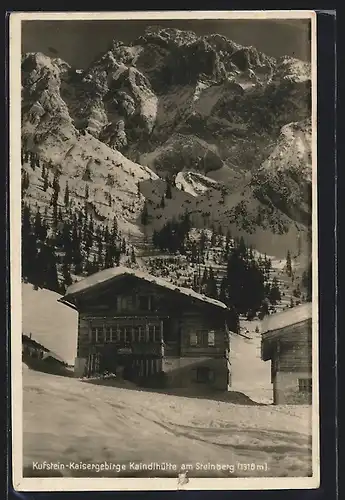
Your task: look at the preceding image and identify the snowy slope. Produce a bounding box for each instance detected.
[230,320,272,404]
[22,283,78,365]
[23,369,312,478]
[175,171,220,196]
[22,52,159,237]
[23,131,158,237]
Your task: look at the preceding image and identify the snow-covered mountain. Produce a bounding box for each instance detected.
[21,25,312,258]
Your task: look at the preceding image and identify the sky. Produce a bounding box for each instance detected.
[21,18,311,69]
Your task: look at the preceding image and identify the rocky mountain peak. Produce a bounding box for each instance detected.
[135,25,199,48]
[20,25,312,262]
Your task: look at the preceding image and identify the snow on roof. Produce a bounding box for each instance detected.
[261,302,312,334]
[62,266,228,310]
[22,334,65,363]
[22,334,50,352]
[43,351,66,363]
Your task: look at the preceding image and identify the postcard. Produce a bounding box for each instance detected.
[10,10,318,491]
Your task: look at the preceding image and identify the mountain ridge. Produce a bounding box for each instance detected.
[21,25,312,262]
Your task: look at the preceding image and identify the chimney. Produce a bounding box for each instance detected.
[29,333,32,339]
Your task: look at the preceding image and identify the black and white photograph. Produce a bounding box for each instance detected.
[10,10,318,491]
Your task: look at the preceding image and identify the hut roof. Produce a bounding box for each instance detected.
[261,302,312,334]
[60,266,228,311]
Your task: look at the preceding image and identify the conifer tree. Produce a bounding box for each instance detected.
[22,204,38,283]
[112,216,118,238]
[114,247,121,266]
[199,230,207,255]
[22,203,31,239]
[201,267,208,287]
[269,277,281,305]
[89,254,99,275]
[219,276,228,305]
[84,258,93,276]
[104,244,113,269]
[34,208,47,242]
[52,200,59,230]
[225,245,266,316]
[302,262,312,301]
[64,181,70,207]
[193,273,200,292]
[121,238,126,254]
[131,246,136,264]
[41,161,46,179]
[286,250,292,277]
[30,153,36,171]
[21,171,30,194]
[83,163,92,182]
[73,248,83,275]
[97,252,104,270]
[238,236,247,259]
[35,242,60,292]
[42,171,49,192]
[190,241,198,263]
[160,194,165,208]
[52,171,60,195]
[258,299,269,320]
[61,221,72,255]
[62,255,73,288]
[165,177,172,199]
[205,267,218,299]
[141,201,149,225]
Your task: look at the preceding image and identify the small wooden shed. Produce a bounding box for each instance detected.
[261,303,313,404]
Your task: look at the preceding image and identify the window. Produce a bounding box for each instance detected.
[299,378,312,393]
[118,327,127,343]
[104,327,112,343]
[190,333,198,346]
[114,327,119,342]
[208,330,215,346]
[190,331,208,346]
[97,327,104,344]
[139,327,146,342]
[133,326,141,342]
[148,325,155,342]
[117,296,133,311]
[195,367,215,384]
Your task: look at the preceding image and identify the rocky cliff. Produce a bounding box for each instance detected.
[21,25,312,258]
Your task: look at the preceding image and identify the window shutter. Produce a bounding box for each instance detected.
[208,330,215,346]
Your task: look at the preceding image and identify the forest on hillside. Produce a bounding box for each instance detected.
[21,151,312,321]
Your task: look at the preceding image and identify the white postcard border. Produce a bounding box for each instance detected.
[10,10,319,492]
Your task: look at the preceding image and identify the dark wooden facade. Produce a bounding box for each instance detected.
[61,270,235,391]
[261,306,312,404]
